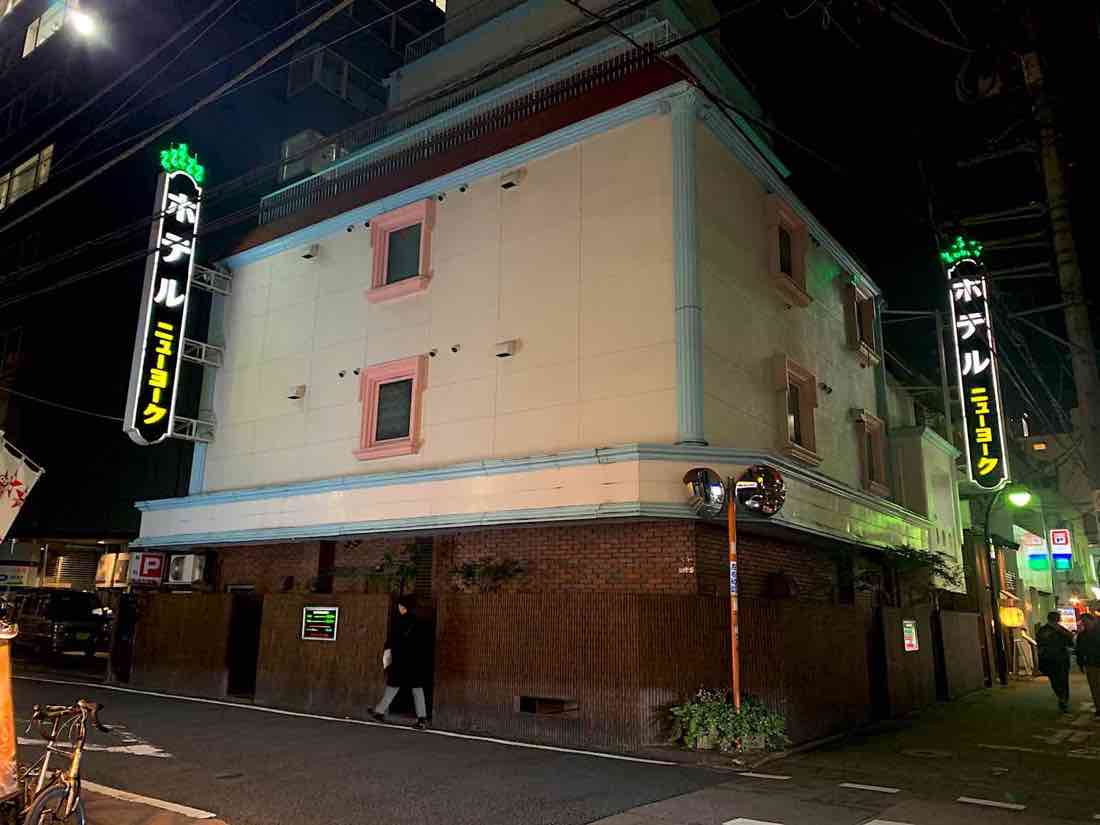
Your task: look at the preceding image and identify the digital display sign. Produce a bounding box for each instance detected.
[903,619,919,652]
[301,606,339,641]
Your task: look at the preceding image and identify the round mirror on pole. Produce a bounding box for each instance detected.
[734,464,786,517]
[683,468,726,518]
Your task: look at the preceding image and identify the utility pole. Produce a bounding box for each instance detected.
[1021,18,1100,491]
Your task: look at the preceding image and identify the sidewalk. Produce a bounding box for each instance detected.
[591,673,1100,824]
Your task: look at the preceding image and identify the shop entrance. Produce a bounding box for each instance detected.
[226,592,263,697]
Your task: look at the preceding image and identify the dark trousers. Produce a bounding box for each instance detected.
[1046,664,1070,706]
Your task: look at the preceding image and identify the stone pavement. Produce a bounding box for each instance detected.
[590,672,1100,824]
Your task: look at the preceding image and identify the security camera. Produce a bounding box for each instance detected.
[338,370,347,378]
[353,368,360,376]
[364,220,370,228]
[451,344,460,353]
[458,184,468,193]
[437,193,446,202]
[429,349,438,358]
[346,225,354,233]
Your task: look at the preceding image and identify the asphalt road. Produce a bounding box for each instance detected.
[10,677,725,825]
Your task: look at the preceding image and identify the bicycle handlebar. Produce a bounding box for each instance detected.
[30,700,110,733]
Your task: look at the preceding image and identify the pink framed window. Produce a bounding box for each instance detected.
[367,200,435,303]
[354,355,428,460]
[765,194,811,308]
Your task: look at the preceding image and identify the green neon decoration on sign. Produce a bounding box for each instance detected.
[159,143,206,184]
[939,234,983,266]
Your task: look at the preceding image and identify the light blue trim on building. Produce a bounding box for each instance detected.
[130,501,696,548]
[188,443,207,496]
[225,82,676,270]
[138,442,931,528]
[670,89,706,446]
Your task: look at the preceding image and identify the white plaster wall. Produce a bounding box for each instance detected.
[695,125,881,492]
[203,115,676,492]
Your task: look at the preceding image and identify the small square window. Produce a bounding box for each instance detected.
[766,194,810,308]
[853,409,889,496]
[846,282,880,367]
[368,200,434,303]
[385,224,422,284]
[775,354,820,465]
[355,355,428,460]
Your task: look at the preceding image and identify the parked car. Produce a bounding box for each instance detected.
[15,590,108,659]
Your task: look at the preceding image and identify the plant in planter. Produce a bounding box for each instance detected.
[668,689,788,754]
[450,556,526,592]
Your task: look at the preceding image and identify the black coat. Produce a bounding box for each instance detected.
[1037,623,1074,674]
[384,612,430,688]
[1077,625,1100,668]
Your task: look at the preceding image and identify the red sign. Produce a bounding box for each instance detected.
[131,552,165,585]
[1050,528,1071,548]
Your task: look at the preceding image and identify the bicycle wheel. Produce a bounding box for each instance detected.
[25,786,85,825]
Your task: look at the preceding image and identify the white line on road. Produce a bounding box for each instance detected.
[838,782,900,794]
[723,819,785,825]
[17,736,172,758]
[14,676,675,767]
[957,796,1027,811]
[978,744,1044,754]
[81,781,218,820]
[737,772,792,780]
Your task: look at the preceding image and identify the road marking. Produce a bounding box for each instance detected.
[737,772,791,780]
[979,744,1044,754]
[838,782,900,794]
[957,797,1026,811]
[17,736,171,758]
[81,781,217,819]
[13,676,675,767]
[861,821,916,825]
[723,819,785,825]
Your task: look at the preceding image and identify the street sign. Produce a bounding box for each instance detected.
[123,144,205,446]
[903,619,920,652]
[1050,528,1071,548]
[942,237,1009,491]
[130,552,165,586]
[301,606,339,641]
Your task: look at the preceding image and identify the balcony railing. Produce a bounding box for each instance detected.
[259,16,672,226]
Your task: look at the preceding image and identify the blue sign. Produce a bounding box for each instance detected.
[729,561,738,595]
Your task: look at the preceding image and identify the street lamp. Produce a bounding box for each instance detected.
[982,482,1032,686]
[69,9,96,36]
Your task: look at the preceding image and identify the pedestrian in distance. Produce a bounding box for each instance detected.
[1036,610,1075,713]
[1076,612,1100,719]
[370,595,430,729]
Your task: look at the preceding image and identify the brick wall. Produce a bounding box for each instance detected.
[215,542,321,594]
[447,522,699,594]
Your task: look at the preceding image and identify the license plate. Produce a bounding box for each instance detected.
[75,633,90,641]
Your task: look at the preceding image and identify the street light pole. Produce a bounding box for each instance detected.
[982,490,1010,686]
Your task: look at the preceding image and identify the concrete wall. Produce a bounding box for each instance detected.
[696,124,879,491]
[205,115,676,492]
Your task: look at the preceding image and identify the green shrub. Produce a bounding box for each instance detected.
[668,689,788,753]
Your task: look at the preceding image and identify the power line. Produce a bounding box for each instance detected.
[0,385,122,423]
[0,0,361,238]
[0,0,243,175]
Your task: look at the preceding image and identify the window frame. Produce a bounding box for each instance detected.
[852,408,889,496]
[845,281,880,368]
[775,354,821,465]
[765,194,811,308]
[367,200,434,303]
[354,355,428,460]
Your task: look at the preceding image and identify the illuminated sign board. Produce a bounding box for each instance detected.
[1059,607,1078,633]
[123,144,205,446]
[1050,528,1073,571]
[301,606,339,641]
[130,552,165,585]
[942,236,1008,491]
[903,619,919,652]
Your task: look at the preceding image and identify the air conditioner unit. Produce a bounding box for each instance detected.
[168,554,205,586]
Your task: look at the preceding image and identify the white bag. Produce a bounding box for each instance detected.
[382,648,392,670]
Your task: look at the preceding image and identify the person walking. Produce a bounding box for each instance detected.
[1076,613,1100,719]
[1036,610,1075,712]
[371,595,430,729]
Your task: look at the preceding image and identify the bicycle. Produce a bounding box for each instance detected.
[17,700,110,824]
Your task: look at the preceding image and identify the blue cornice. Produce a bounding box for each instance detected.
[131,501,695,548]
[138,442,930,529]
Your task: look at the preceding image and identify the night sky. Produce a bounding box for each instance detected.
[719,0,1099,431]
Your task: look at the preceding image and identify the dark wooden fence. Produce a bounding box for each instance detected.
[939,610,984,699]
[881,607,937,717]
[130,594,233,697]
[254,595,391,716]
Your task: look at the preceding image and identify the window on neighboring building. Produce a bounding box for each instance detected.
[853,409,888,496]
[766,194,810,308]
[287,46,379,110]
[845,281,880,367]
[775,354,820,465]
[355,355,428,460]
[0,144,52,210]
[279,129,327,181]
[23,0,76,58]
[367,200,434,303]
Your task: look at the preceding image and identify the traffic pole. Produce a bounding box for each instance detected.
[728,489,741,710]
